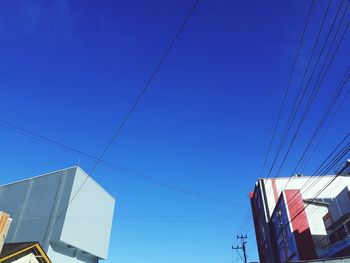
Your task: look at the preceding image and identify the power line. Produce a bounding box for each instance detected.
[272,0,350,180]
[253,0,350,248]
[273,12,350,206]
[275,132,350,220]
[252,132,350,248]
[242,219,253,236]
[287,1,350,175]
[299,133,350,194]
[298,65,350,171]
[283,160,350,247]
[235,250,244,263]
[0,119,239,208]
[259,0,315,178]
[238,207,252,234]
[266,0,333,180]
[282,143,350,238]
[244,1,350,251]
[272,158,350,255]
[286,1,350,173]
[41,0,202,245]
[276,63,350,200]
[264,0,338,201]
[232,235,248,263]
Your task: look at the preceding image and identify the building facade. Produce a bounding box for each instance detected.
[0,167,115,263]
[251,175,350,263]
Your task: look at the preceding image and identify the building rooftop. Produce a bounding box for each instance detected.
[0,166,114,200]
[0,242,51,262]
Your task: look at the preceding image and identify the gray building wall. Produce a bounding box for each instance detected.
[0,167,115,263]
[328,186,350,223]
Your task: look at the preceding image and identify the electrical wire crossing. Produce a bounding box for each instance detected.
[232,235,248,263]
[40,0,203,245]
[0,119,239,208]
[259,0,315,179]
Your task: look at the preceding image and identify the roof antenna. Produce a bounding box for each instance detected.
[77,158,81,168]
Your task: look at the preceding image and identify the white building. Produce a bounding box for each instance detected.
[251,173,350,263]
[0,167,115,263]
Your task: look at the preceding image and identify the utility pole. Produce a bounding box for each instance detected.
[232,235,247,263]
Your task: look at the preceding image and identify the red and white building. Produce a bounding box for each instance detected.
[251,174,350,263]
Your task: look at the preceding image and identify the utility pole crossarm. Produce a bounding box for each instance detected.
[232,234,248,263]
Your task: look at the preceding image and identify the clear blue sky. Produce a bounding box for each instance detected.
[0,0,349,262]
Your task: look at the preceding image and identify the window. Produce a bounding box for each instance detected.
[329,232,338,244]
[337,225,347,240]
